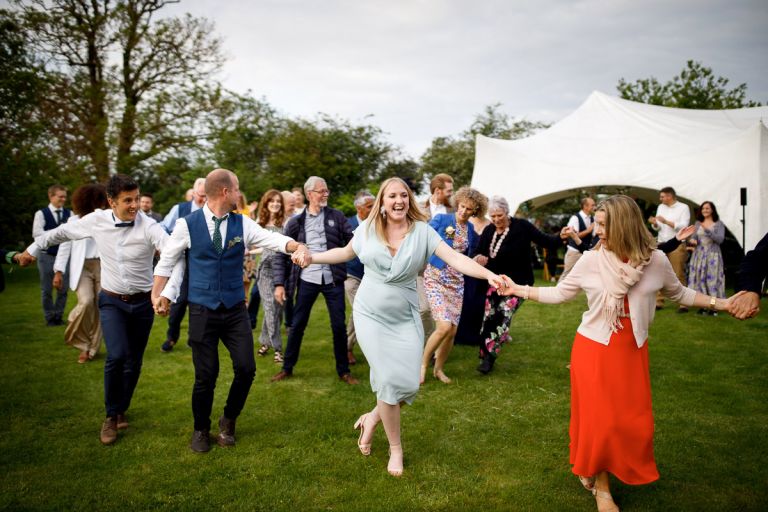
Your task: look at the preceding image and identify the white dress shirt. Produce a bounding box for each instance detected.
[28,208,183,298]
[429,200,447,219]
[654,201,690,243]
[154,205,294,298]
[32,203,67,239]
[566,210,594,254]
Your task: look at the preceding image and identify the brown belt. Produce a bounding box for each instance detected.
[101,289,151,303]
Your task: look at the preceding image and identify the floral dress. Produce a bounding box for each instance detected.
[687,221,725,298]
[424,221,469,325]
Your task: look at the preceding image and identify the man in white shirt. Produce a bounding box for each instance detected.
[152,169,306,453]
[423,173,454,220]
[649,186,691,311]
[561,197,596,280]
[21,174,183,445]
[32,184,71,326]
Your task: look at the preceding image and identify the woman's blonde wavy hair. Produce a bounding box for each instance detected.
[367,177,428,246]
[596,194,656,265]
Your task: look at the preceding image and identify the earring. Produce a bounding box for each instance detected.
[380,206,386,218]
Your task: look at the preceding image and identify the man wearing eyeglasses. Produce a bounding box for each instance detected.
[271,176,358,384]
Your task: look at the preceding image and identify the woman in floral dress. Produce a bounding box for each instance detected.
[421,187,487,384]
[687,201,726,316]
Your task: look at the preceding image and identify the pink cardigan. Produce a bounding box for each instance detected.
[537,249,697,347]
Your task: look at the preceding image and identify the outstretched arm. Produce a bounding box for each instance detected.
[435,242,506,289]
[296,241,356,266]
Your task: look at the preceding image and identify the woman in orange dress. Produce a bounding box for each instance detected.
[498,195,738,512]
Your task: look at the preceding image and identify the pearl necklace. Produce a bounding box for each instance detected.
[490,227,509,259]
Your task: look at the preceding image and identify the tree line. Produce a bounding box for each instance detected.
[1,1,761,248]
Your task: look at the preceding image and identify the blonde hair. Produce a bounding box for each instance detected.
[453,186,488,219]
[596,195,656,265]
[367,177,428,245]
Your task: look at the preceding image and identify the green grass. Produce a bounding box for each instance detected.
[0,267,766,511]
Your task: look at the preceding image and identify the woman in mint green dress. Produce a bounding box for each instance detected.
[298,177,505,477]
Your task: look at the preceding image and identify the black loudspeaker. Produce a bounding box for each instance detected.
[741,187,747,206]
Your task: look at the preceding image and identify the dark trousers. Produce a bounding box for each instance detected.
[38,252,68,322]
[282,280,349,377]
[284,294,293,329]
[188,302,256,432]
[166,268,189,343]
[248,282,261,329]
[98,292,154,417]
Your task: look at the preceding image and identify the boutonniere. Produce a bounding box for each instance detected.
[445,226,455,240]
[227,236,243,249]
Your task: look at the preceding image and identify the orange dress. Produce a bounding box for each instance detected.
[569,297,659,485]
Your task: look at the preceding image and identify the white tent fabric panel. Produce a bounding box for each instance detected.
[471,91,768,251]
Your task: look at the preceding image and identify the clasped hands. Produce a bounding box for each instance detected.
[152,296,170,317]
[291,245,312,268]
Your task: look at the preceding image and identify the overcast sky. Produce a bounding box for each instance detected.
[31,0,768,158]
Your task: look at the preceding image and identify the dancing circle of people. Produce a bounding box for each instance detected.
[13,170,765,512]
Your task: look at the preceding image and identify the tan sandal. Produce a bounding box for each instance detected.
[592,487,620,512]
[354,414,373,456]
[578,475,595,491]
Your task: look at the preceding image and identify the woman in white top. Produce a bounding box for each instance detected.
[498,195,738,512]
[53,184,109,363]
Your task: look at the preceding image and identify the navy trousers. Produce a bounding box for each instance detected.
[38,252,68,323]
[282,280,349,377]
[98,292,154,417]
[166,267,189,343]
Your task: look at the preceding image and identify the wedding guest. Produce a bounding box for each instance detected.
[282,190,297,217]
[254,189,288,363]
[296,177,506,477]
[32,184,71,326]
[21,174,183,445]
[345,190,375,365]
[139,193,163,222]
[497,194,736,512]
[475,196,567,374]
[292,187,306,215]
[152,169,305,453]
[686,201,726,315]
[280,190,298,330]
[562,197,596,280]
[649,187,690,312]
[731,231,767,320]
[454,213,492,346]
[421,186,487,384]
[53,184,109,363]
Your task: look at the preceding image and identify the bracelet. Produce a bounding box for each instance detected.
[523,285,530,300]
[709,296,717,310]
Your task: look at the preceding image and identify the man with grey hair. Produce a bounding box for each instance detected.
[344,190,375,365]
[159,177,207,352]
[271,176,358,384]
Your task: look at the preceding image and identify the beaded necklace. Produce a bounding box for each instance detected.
[489,227,509,259]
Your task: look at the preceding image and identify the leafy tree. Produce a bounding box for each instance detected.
[617,60,762,109]
[420,104,549,187]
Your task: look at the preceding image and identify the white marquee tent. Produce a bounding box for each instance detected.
[471,91,768,250]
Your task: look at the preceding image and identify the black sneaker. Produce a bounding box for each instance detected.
[190,430,210,453]
[477,354,495,375]
[161,339,176,352]
[217,416,236,447]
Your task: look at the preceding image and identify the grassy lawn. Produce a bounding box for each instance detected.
[0,267,766,511]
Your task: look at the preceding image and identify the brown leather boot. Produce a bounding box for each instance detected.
[100,417,118,445]
[217,416,236,447]
[116,413,128,430]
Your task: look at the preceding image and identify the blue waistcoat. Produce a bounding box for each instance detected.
[186,209,245,310]
[41,207,71,255]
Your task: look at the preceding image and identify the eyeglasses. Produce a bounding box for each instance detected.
[310,189,330,195]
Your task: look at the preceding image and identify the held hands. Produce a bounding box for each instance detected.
[495,275,517,296]
[17,251,36,267]
[487,273,508,291]
[290,244,311,268]
[153,296,170,317]
[728,290,760,320]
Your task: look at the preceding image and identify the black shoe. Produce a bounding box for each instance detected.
[217,416,236,447]
[161,339,176,352]
[190,430,211,453]
[477,354,495,375]
[697,309,707,315]
[676,307,689,314]
[708,310,718,317]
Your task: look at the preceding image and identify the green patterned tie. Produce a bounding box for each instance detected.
[212,214,227,254]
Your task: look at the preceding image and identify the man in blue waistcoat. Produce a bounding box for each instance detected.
[31,184,71,326]
[159,177,207,353]
[152,169,306,453]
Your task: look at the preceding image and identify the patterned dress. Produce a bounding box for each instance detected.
[424,221,469,325]
[687,221,725,298]
[256,225,284,351]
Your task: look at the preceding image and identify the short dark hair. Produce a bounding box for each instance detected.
[140,192,154,200]
[660,187,676,198]
[106,174,139,199]
[72,184,108,216]
[695,201,719,222]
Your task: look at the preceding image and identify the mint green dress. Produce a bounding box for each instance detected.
[352,221,443,405]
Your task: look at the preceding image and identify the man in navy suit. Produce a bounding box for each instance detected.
[344,190,374,365]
